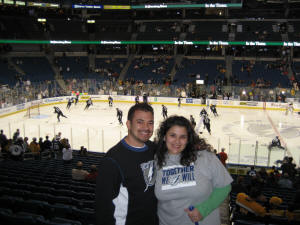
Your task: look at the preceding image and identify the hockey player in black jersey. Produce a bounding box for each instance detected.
[116,108,123,125]
[210,104,219,117]
[108,96,113,107]
[200,108,208,117]
[95,103,158,225]
[66,98,73,109]
[268,136,285,150]
[178,96,182,107]
[161,104,168,119]
[54,106,67,122]
[75,94,79,105]
[84,98,93,110]
[135,95,139,104]
[143,93,148,103]
[203,115,211,135]
[190,115,196,129]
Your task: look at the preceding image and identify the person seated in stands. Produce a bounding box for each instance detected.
[79,146,88,156]
[236,187,268,217]
[62,139,72,164]
[0,129,8,150]
[85,165,98,182]
[268,136,285,150]
[232,176,248,194]
[247,166,257,177]
[9,137,25,161]
[278,173,293,189]
[72,161,89,181]
[29,137,40,160]
[281,156,297,178]
[258,167,269,181]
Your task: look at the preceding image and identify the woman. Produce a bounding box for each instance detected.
[155,116,232,225]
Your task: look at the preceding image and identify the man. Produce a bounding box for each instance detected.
[268,136,285,150]
[178,96,182,107]
[108,96,113,107]
[84,97,93,110]
[161,104,168,119]
[135,95,139,104]
[116,108,123,125]
[54,106,67,122]
[66,97,73,109]
[96,103,158,225]
[72,161,89,180]
[218,148,228,167]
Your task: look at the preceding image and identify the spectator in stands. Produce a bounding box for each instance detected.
[72,161,89,180]
[62,140,72,164]
[9,137,25,161]
[258,167,268,181]
[96,103,157,225]
[218,148,228,167]
[247,166,257,177]
[85,165,98,182]
[43,136,52,151]
[79,146,88,156]
[0,129,7,150]
[39,137,44,152]
[232,176,248,194]
[12,129,20,142]
[281,157,296,178]
[155,116,232,225]
[29,137,40,160]
[23,137,29,152]
[278,173,293,189]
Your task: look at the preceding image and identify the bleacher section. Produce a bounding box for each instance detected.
[0,59,18,86]
[186,21,227,41]
[56,57,90,79]
[232,60,291,88]
[0,152,104,225]
[230,174,299,225]
[126,57,174,83]
[12,57,55,82]
[174,59,225,85]
[235,21,282,41]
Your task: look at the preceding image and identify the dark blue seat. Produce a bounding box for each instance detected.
[71,207,94,225]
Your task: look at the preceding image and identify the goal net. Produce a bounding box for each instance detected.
[24,103,40,118]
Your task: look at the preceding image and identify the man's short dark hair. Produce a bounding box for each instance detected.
[127,103,154,121]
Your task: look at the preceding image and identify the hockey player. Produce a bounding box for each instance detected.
[200,108,208,117]
[75,93,79,105]
[268,136,285,150]
[135,95,139,104]
[108,96,113,107]
[190,115,196,129]
[84,98,93,110]
[210,104,219,117]
[178,96,182,107]
[203,115,211,135]
[116,108,123,125]
[161,105,168,119]
[54,106,67,122]
[143,93,148,104]
[285,102,294,115]
[66,98,74,109]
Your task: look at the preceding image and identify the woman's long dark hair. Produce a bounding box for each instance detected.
[156,115,210,168]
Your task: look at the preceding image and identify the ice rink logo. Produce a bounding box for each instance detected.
[223,120,300,140]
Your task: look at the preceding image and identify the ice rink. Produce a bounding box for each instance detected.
[1,101,300,167]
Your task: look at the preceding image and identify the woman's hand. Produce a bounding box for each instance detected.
[184,207,203,222]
